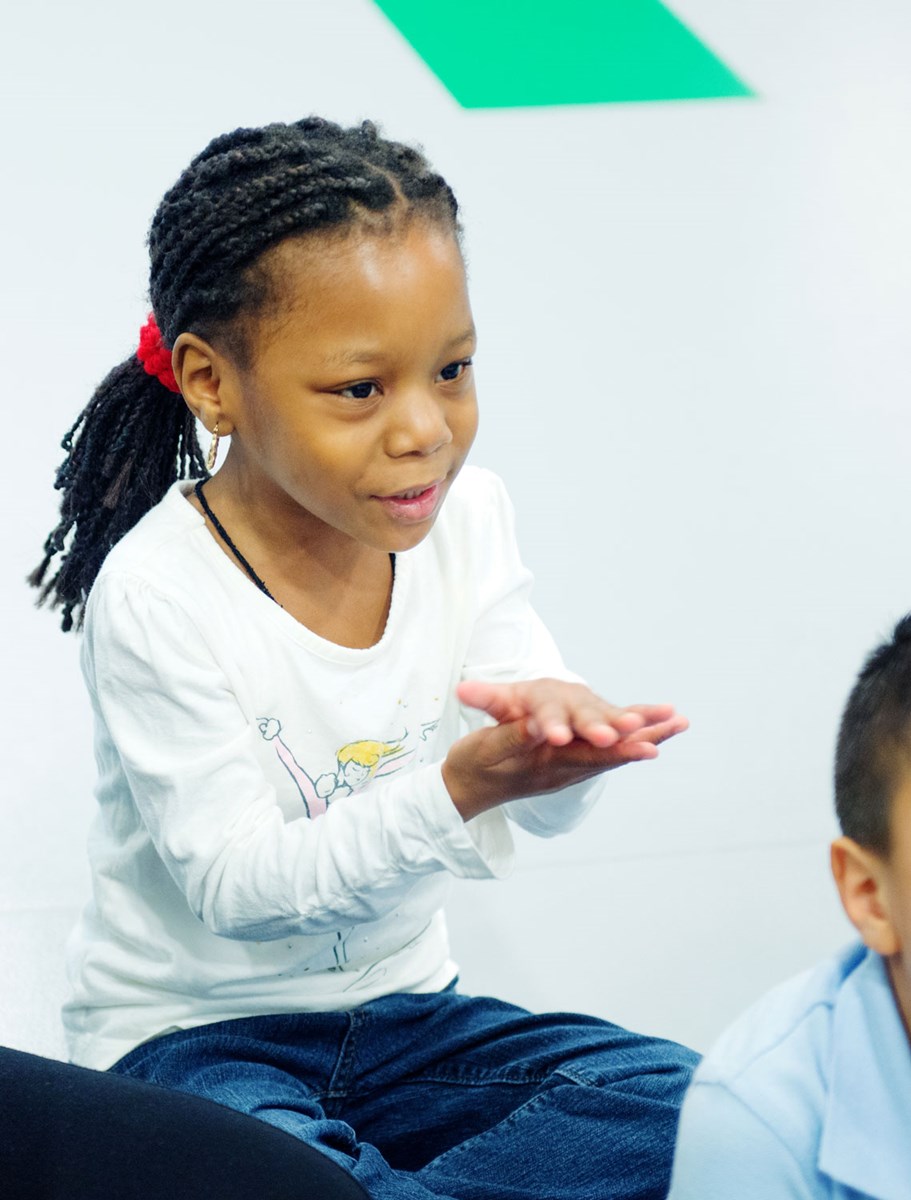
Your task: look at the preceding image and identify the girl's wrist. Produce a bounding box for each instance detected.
[442,759,488,822]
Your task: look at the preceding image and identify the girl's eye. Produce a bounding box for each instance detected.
[338,381,379,401]
[438,358,472,383]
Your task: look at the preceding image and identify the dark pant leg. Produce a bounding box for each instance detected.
[111,1013,454,1200]
[0,1045,368,1200]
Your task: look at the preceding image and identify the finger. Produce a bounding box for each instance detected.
[547,736,662,765]
[458,679,588,732]
[459,683,671,747]
[456,680,526,724]
[625,715,689,746]
[525,683,641,745]
[508,738,659,783]
[625,703,678,723]
[458,679,575,745]
[530,697,650,747]
[571,703,645,746]
[522,695,587,746]
[610,740,660,761]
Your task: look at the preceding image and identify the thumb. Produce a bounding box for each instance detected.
[476,717,543,766]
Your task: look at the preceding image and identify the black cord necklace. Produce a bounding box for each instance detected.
[195,480,278,604]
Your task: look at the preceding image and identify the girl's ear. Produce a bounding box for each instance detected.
[831,836,899,956]
[171,333,238,437]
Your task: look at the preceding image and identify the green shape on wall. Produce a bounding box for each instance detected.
[372,0,752,108]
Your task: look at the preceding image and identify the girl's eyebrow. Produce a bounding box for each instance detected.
[321,327,477,369]
[321,347,388,367]
[448,326,478,349]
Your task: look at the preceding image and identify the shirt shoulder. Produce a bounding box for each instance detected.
[671,943,867,1199]
[83,482,233,682]
[698,944,863,1089]
[92,481,207,596]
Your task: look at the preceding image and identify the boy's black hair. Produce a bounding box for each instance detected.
[30,117,460,632]
[834,614,911,854]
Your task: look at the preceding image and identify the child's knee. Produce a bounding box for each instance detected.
[551,1035,699,1102]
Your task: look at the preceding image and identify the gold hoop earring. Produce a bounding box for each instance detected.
[206,421,220,473]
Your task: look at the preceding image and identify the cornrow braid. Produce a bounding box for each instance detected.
[30,117,460,631]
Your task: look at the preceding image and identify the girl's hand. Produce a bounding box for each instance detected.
[442,679,688,821]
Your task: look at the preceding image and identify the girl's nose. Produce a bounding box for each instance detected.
[386,389,453,458]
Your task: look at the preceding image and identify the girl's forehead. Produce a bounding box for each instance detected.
[248,224,473,360]
[270,220,464,294]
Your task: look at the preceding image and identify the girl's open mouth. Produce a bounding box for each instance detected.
[374,482,443,523]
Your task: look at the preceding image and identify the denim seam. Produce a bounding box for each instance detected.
[551,1064,605,1087]
[325,1009,364,1099]
[401,1069,552,1087]
[418,1088,552,1171]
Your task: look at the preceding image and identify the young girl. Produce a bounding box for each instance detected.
[32,117,697,1200]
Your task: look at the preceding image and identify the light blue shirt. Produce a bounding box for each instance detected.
[668,943,911,1200]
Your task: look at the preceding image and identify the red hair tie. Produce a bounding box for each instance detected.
[137,313,180,394]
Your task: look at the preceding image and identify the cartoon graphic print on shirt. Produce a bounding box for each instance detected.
[257,713,442,972]
[257,718,326,819]
[257,716,441,818]
[315,738,411,804]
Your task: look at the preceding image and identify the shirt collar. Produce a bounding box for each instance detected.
[818,948,911,1199]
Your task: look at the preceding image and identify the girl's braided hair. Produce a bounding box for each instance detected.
[30,117,459,631]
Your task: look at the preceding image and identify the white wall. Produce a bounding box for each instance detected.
[3,0,909,1057]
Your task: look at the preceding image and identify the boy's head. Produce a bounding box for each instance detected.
[832,614,911,1034]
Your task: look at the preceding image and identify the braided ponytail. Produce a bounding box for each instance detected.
[30,117,460,630]
[29,359,206,632]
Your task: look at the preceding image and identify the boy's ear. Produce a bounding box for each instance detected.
[171,333,238,437]
[831,837,899,956]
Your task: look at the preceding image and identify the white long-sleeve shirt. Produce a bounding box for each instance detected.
[64,466,605,1069]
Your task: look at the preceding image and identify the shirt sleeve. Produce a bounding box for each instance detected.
[83,573,513,943]
[458,471,609,837]
[668,1082,819,1200]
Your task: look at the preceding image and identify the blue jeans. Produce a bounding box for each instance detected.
[111,989,698,1199]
